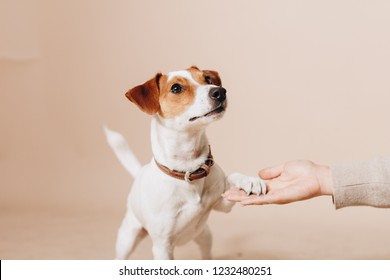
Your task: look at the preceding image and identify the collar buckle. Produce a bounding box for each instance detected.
[184,171,192,183]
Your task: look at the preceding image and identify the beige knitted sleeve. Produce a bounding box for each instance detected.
[330,156,390,209]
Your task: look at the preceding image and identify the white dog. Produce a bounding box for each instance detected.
[105,66,266,260]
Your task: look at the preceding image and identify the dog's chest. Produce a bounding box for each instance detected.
[163,167,224,225]
[171,185,215,243]
[174,182,215,218]
[132,162,225,244]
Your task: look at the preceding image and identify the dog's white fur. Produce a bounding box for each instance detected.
[105,67,265,260]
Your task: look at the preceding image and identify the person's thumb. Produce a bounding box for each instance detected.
[259,163,284,180]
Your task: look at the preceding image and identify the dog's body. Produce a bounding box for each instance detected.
[105,66,265,259]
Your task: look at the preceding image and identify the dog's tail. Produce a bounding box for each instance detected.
[103,126,142,178]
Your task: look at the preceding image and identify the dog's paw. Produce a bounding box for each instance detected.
[227,173,266,195]
[240,177,266,195]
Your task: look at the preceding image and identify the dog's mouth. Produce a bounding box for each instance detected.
[189,104,226,122]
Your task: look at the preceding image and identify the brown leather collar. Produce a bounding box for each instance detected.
[154,147,214,182]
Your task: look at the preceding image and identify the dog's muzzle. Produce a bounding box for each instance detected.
[188,87,227,122]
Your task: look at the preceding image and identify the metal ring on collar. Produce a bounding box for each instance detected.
[184,171,192,182]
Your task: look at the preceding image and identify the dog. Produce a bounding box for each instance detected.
[104,66,266,260]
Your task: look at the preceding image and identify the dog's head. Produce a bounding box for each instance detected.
[125,66,227,129]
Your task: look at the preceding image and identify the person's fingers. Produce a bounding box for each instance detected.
[258,163,284,180]
[240,185,300,205]
[240,193,282,205]
[223,188,242,196]
[222,188,248,202]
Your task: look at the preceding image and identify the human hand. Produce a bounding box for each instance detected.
[223,160,333,205]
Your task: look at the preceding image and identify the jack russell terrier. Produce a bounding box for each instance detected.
[104,66,266,260]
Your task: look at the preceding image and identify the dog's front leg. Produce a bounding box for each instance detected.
[152,239,174,260]
[194,225,212,260]
[226,173,266,195]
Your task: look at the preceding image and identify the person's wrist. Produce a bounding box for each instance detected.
[316,165,334,196]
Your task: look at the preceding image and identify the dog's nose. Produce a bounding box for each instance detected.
[209,87,227,102]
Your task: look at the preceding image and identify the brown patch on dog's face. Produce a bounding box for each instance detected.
[158,67,223,119]
[158,74,197,119]
[187,66,222,87]
[202,70,222,87]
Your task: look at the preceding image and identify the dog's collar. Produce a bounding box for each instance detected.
[154,147,214,183]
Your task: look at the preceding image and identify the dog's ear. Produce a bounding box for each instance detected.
[203,70,222,87]
[125,73,162,115]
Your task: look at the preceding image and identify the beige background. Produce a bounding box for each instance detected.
[1,0,390,259]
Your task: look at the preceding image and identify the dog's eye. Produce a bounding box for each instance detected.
[170,83,183,94]
[205,76,212,85]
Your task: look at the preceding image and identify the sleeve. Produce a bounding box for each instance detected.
[330,156,390,209]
